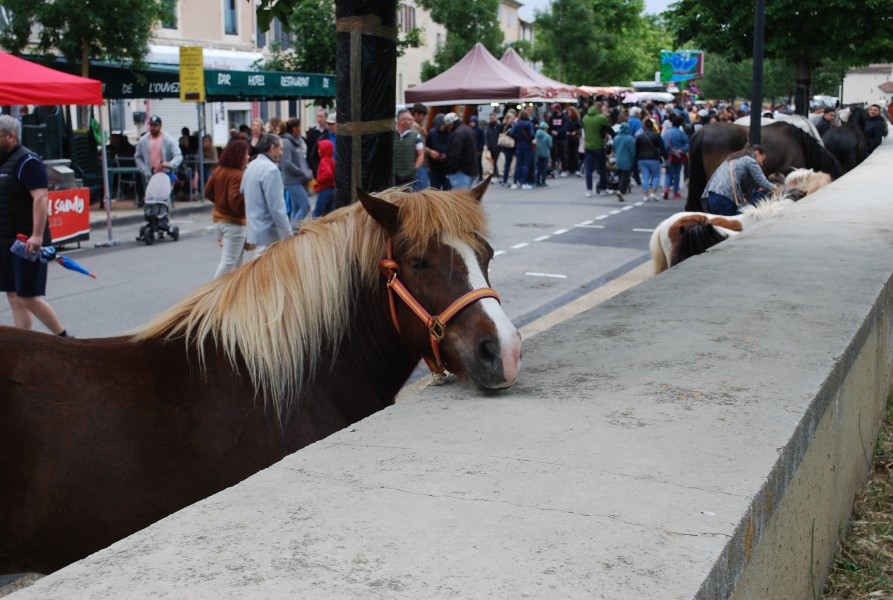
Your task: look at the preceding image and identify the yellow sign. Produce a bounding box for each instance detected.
[179,47,205,103]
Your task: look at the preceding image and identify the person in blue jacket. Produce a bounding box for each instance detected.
[509,110,535,190]
[661,113,689,199]
[612,123,636,198]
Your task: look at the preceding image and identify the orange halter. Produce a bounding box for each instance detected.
[378,239,500,376]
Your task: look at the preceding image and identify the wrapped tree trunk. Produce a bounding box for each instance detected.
[334,0,397,208]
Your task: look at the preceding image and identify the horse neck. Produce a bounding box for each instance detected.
[323,282,421,418]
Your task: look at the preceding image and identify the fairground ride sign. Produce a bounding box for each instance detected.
[660,50,704,83]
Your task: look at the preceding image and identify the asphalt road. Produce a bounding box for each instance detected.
[0,174,685,338]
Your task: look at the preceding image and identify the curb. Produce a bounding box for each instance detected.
[89,201,213,228]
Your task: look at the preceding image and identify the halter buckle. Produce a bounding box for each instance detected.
[429,317,446,341]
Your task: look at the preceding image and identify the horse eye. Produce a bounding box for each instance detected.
[409,257,427,270]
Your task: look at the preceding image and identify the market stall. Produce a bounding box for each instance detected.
[0,51,105,245]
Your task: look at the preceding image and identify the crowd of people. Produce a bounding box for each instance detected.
[405,96,889,207]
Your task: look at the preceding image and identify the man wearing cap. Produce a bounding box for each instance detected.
[444,112,477,189]
[547,103,569,177]
[135,115,183,185]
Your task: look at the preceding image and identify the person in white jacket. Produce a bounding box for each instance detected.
[240,134,292,254]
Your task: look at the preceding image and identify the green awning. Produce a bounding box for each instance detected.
[33,55,336,101]
[205,69,335,100]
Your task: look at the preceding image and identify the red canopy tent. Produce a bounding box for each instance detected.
[499,48,580,102]
[404,43,547,106]
[0,52,118,245]
[0,51,102,105]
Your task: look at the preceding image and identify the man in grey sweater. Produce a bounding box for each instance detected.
[241,134,292,252]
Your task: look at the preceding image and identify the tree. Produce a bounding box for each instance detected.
[417,0,503,80]
[0,0,166,77]
[665,0,893,113]
[532,0,663,86]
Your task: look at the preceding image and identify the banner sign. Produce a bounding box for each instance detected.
[660,50,704,83]
[179,47,206,102]
[48,188,90,244]
[205,69,335,99]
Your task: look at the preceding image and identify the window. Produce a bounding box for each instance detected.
[398,4,416,34]
[274,18,292,51]
[256,21,267,48]
[224,0,238,35]
[161,0,178,29]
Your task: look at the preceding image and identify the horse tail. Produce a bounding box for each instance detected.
[649,228,669,275]
[670,223,729,267]
[685,129,707,212]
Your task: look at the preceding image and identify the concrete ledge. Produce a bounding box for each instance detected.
[14,146,893,599]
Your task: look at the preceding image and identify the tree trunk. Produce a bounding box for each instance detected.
[333,0,397,208]
[793,60,811,116]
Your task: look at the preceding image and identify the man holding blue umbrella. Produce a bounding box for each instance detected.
[0,115,70,337]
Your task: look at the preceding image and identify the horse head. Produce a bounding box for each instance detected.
[358,178,522,390]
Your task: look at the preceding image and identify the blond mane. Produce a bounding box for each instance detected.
[131,187,489,421]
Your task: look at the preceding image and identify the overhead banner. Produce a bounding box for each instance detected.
[205,69,335,99]
[660,50,704,83]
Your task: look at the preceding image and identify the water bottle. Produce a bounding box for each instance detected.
[9,234,55,263]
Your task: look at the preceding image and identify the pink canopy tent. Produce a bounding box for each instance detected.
[499,48,579,102]
[1,51,117,245]
[404,43,547,106]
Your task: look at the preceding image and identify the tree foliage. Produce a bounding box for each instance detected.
[665,0,893,110]
[418,0,503,81]
[532,0,667,86]
[256,0,421,76]
[0,0,165,76]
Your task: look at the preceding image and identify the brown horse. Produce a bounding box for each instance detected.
[0,179,522,575]
[685,122,843,212]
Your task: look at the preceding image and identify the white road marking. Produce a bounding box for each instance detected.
[534,235,550,242]
[621,205,634,211]
[526,272,568,279]
[577,220,594,226]
[595,214,609,220]
[552,228,569,235]
[511,242,529,249]
[576,224,605,229]
[609,209,622,215]
[494,250,506,256]
[632,228,655,233]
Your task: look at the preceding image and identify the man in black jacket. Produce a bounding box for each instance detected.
[864,104,888,155]
[444,113,478,189]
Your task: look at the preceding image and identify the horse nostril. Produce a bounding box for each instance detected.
[475,337,501,369]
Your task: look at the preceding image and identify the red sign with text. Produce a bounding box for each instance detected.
[47,188,90,244]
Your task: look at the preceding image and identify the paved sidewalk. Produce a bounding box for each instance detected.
[89,197,213,229]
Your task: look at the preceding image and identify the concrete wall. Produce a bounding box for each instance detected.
[12,145,893,599]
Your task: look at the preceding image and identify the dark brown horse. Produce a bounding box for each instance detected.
[685,121,843,212]
[823,106,868,173]
[0,179,522,575]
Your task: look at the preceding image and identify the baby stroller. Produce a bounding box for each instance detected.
[137,172,180,245]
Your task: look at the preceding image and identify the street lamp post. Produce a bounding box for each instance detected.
[749,0,766,145]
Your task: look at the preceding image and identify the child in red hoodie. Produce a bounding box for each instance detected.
[312,139,335,217]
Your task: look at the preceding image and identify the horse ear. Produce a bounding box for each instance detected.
[357,188,400,234]
[469,174,492,203]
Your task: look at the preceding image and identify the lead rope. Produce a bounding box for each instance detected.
[377,239,501,385]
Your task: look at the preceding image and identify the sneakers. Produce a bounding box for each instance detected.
[585,190,593,198]
[672,193,683,199]
[521,184,533,190]
[616,191,625,202]
[559,171,568,177]
[510,184,519,190]
[663,188,670,200]
[643,194,650,202]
